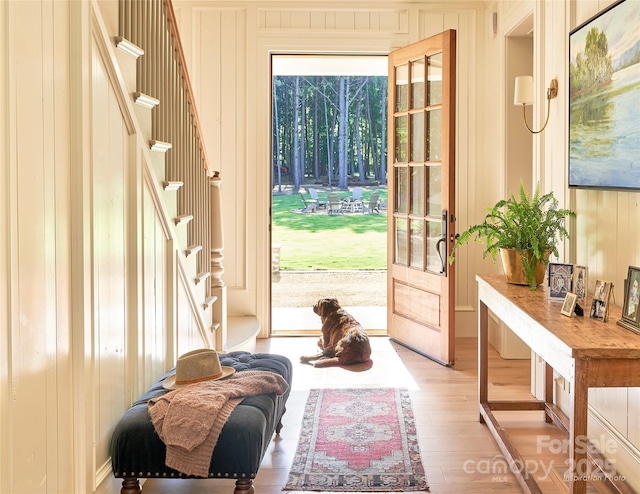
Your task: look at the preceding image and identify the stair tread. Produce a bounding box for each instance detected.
[185,245,202,257]
[227,316,260,352]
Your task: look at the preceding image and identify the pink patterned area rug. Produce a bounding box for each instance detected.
[283,388,428,491]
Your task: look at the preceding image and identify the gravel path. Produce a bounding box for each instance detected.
[271,270,386,308]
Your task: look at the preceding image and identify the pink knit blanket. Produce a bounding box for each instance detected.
[148,370,289,476]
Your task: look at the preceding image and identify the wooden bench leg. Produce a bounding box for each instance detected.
[120,477,141,494]
[234,479,254,494]
[275,406,286,434]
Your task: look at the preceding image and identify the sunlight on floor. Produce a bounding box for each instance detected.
[272,306,387,332]
[257,336,419,391]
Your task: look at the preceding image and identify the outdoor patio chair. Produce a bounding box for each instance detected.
[299,192,318,213]
[327,192,343,215]
[363,191,381,214]
[352,187,363,202]
[308,188,326,209]
[349,187,363,212]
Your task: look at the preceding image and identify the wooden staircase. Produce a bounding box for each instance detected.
[112,1,259,352]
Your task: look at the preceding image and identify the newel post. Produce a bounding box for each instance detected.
[210,171,227,350]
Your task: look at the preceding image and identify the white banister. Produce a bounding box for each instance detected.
[210,171,227,349]
[209,171,224,287]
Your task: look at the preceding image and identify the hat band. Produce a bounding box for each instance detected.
[175,370,223,385]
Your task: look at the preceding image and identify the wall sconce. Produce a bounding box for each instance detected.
[513,75,558,134]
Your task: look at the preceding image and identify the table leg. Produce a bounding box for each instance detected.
[478,301,488,423]
[568,360,589,494]
[545,362,553,424]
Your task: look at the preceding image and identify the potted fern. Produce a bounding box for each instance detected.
[449,181,575,290]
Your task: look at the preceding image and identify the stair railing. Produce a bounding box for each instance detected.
[118,0,221,295]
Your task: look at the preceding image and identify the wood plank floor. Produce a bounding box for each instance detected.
[142,336,613,494]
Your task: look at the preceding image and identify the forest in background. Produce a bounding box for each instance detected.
[272,75,388,192]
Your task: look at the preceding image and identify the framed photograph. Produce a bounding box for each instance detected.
[591,280,614,322]
[618,267,640,334]
[573,265,588,304]
[548,263,574,301]
[568,0,640,191]
[561,292,578,317]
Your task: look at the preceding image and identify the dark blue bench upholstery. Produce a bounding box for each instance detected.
[111,352,292,494]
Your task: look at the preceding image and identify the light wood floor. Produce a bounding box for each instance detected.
[142,336,614,494]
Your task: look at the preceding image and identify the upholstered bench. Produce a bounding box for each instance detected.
[111,352,292,494]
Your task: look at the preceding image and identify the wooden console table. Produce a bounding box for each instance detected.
[477,274,640,494]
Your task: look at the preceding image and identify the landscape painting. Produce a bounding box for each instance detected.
[569,0,640,190]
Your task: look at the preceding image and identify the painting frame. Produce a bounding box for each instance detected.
[618,266,640,334]
[568,0,640,191]
[573,265,588,304]
[591,279,614,322]
[548,263,574,301]
[561,292,578,317]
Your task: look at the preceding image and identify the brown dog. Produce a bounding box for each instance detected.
[300,297,372,368]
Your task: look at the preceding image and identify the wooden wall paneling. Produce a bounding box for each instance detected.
[587,404,640,493]
[227,9,248,297]
[630,388,640,447]
[176,274,200,355]
[14,5,48,489]
[92,53,128,477]
[0,0,10,488]
[47,0,74,490]
[192,7,248,293]
[591,388,629,436]
[452,9,477,327]
[143,191,170,391]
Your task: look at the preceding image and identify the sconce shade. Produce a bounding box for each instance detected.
[514,75,534,106]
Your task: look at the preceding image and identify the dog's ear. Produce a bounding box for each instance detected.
[319,298,337,318]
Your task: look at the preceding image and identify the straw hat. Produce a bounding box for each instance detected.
[162,348,235,390]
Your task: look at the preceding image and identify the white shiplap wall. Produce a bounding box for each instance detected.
[500,0,640,488]
[570,0,640,486]
[172,0,489,336]
[1,1,212,492]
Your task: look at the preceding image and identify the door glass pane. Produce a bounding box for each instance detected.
[395,115,408,163]
[410,166,424,215]
[426,220,443,273]
[411,58,425,109]
[395,64,408,112]
[410,113,424,162]
[409,219,424,269]
[426,109,442,161]
[427,52,443,106]
[395,167,408,214]
[426,164,441,216]
[394,218,408,266]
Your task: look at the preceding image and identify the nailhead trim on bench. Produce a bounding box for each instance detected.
[114,471,254,479]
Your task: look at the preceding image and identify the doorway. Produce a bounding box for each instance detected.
[270,55,388,335]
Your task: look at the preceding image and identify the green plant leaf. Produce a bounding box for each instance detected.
[449,180,576,290]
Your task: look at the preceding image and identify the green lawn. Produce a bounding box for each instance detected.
[272,189,388,270]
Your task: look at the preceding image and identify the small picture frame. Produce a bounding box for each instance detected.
[548,263,574,301]
[573,265,588,304]
[561,292,578,317]
[591,279,614,322]
[617,266,640,335]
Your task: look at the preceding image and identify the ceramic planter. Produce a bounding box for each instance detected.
[499,248,547,286]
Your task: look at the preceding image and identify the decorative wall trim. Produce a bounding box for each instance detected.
[92,13,136,135]
[257,7,409,33]
[589,405,640,492]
